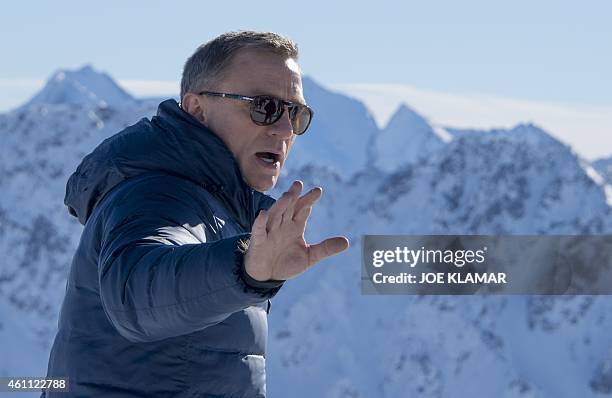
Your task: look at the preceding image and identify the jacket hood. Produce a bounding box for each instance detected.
[64,99,275,228]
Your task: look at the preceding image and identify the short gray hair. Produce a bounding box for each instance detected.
[180,31,299,100]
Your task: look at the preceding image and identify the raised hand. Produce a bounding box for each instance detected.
[244,180,350,282]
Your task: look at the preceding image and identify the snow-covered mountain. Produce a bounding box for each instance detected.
[288,77,379,176]
[374,104,448,172]
[266,123,612,397]
[1,65,611,398]
[26,65,137,108]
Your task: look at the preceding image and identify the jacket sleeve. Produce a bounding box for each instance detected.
[96,175,284,343]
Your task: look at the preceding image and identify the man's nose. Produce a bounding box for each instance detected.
[267,108,294,139]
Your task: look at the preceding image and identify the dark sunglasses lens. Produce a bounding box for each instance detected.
[252,96,313,135]
[291,106,313,135]
[252,97,283,125]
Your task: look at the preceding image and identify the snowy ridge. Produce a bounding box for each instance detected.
[288,77,379,177]
[25,65,136,109]
[1,66,612,398]
[374,103,445,172]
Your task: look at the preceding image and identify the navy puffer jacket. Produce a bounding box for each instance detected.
[42,99,284,397]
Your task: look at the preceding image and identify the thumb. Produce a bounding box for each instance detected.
[308,236,350,266]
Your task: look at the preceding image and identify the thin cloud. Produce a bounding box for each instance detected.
[118,79,178,97]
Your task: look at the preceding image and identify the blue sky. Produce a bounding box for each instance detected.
[1,0,611,158]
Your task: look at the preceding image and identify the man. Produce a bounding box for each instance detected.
[42,31,349,397]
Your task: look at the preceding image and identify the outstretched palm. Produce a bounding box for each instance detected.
[244,180,349,282]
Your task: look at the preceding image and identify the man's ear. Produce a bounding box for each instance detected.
[181,93,207,124]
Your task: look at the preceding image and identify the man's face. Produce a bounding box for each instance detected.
[187,50,305,192]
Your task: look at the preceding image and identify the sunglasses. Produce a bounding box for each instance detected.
[198,91,314,135]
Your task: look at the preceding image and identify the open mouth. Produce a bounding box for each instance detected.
[255,151,281,165]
